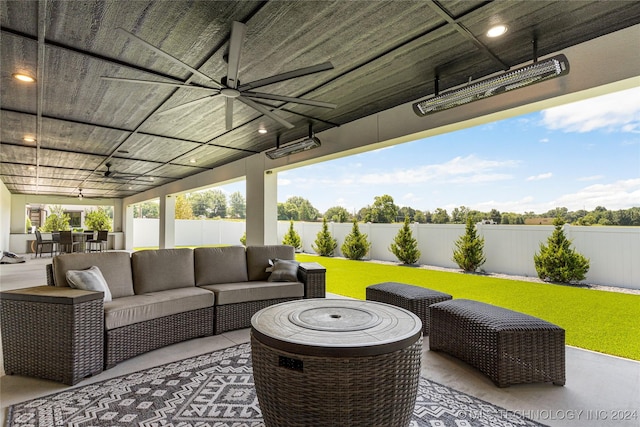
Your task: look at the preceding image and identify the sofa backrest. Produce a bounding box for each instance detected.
[52,252,135,299]
[194,246,248,286]
[132,248,195,294]
[246,245,295,281]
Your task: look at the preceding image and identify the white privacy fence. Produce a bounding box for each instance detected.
[133,219,639,290]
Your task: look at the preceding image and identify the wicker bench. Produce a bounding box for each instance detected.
[366,282,452,335]
[429,299,565,387]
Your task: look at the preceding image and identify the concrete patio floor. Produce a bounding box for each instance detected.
[1,255,639,426]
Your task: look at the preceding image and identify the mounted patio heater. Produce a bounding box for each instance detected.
[413,54,569,116]
[266,125,321,159]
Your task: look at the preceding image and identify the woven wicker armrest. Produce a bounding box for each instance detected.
[46,263,55,286]
[297,262,326,298]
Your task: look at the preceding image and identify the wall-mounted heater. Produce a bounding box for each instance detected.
[413,54,569,116]
[266,125,321,159]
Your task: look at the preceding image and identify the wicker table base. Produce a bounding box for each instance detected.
[251,299,422,427]
[0,286,104,385]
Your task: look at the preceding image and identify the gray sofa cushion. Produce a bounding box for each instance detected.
[52,252,134,298]
[246,245,295,281]
[200,281,304,305]
[103,287,214,330]
[132,248,195,294]
[194,246,248,286]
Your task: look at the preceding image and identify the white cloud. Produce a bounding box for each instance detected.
[541,87,640,133]
[359,155,519,185]
[539,138,550,143]
[526,172,553,181]
[552,178,640,210]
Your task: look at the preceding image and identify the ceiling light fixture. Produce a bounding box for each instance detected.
[258,129,268,134]
[12,73,36,82]
[487,25,508,38]
[413,54,569,117]
[189,158,196,163]
[266,125,321,160]
[23,136,36,142]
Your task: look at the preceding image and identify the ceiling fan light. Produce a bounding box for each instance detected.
[266,137,321,159]
[413,54,569,116]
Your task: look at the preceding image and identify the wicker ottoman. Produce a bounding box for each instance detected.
[251,299,422,427]
[429,299,566,387]
[366,282,452,335]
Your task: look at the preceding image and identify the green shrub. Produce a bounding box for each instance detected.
[240,231,246,246]
[25,216,32,233]
[84,207,112,231]
[39,205,70,232]
[534,217,590,284]
[389,217,421,264]
[312,217,338,256]
[452,217,486,272]
[282,220,302,250]
[341,220,371,260]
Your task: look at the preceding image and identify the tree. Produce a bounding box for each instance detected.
[174,194,193,219]
[341,220,371,260]
[398,206,416,222]
[414,210,426,223]
[389,217,421,264]
[84,207,113,231]
[282,220,302,250]
[452,217,486,272]
[282,196,319,221]
[189,190,227,218]
[366,194,398,223]
[133,201,159,218]
[228,191,246,219]
[40,205,71,231]
[489,209,502,224]
[312,217,338,256]
[324,206,350,222]
[432,208,450,224]
[534,217,590,284]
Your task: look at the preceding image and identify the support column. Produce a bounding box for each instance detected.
[124,204,134,251]
[159,194,175,249]
[245,155,278,245]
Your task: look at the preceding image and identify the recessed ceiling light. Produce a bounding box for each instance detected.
[487,25,508,38]
[189,158,196,163]
[23,136,36,142]
[12,73,36,83]
[27,166,36,171]
[258,129,268,134]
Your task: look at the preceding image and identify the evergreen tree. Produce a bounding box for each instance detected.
[452,217,486,272]
[389,217,421,264]
[534,217,590,283]
[312,217,338,256]
[341,220,371,260]
[282,220,302,250]
[174,194,193,219]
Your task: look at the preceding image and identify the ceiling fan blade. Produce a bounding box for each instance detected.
[116,28,223,88]
[238,62,334,91]
[155,95,218,116]
[238,96,295,129]
[243,91,337,109]
[226,21,247,89]
[101,76,220,92]
[226,98,234,130]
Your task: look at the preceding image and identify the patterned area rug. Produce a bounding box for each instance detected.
[6,343,544,427]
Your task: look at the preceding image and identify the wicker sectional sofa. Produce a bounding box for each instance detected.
[42,245,325,371]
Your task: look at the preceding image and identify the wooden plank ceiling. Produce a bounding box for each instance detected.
[2,0,640,198]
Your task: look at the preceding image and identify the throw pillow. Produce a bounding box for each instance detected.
[66,265,112,302]
[267,259,300,282]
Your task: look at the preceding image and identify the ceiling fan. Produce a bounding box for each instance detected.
[102,21,337,130]
[97,163,153,183]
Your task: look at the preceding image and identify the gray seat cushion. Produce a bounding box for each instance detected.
[52,251,134,298]
[103,287,214,330]
[246,245,295,281]
[132,248,195,294]
[194,246,248,286]
[200,281,304,305]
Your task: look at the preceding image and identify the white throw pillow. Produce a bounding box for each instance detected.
[66,265,112,302]
[267,259,300,282]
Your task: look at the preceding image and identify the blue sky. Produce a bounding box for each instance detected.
[221,86,640,215]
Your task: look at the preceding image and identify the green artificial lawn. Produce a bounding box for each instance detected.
[296,254,640,361]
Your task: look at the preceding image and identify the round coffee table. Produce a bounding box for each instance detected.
[251,299,422,427]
